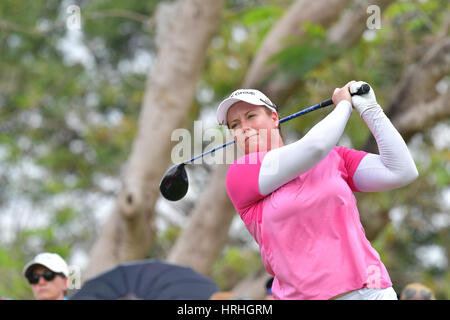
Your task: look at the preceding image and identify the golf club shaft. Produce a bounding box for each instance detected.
[184,99,332,165]
[184,84,369,165]
[279,98,332,124]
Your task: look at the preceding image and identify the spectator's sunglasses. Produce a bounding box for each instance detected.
[403,288,433,300]
[27,271,62,285]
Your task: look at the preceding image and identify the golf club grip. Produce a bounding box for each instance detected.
[279,83,370,124]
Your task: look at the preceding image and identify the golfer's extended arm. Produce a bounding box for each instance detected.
[259,100,353,196]
[353,107,419,192]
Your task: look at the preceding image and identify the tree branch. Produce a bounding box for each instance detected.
[364,36,450,152]
[0,18,41,36]
[243,0,352,97]
[245,0,396,103]
[327,0,395,47]
[85,9,152,25]
[393,91,450,141]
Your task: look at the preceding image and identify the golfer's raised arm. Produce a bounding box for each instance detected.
[350,82,419,192]
[259,83,354,196]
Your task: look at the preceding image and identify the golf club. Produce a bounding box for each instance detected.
[160,84,370,201]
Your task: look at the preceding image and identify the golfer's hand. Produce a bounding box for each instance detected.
[350,81,380,116]
[332,81,355,107]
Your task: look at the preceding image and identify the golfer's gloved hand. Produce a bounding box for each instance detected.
[350,81,381,117]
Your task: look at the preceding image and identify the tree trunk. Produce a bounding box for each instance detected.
[166,164,235,276]
[84,0,226,281]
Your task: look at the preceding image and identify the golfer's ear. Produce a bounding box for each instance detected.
[271,111,279,125]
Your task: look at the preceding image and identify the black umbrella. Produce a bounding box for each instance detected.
[70,259,219,300]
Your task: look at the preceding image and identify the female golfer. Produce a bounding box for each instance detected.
[217,81,418,300]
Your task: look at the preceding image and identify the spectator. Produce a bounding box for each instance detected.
[400,283,436,300]
[23,252,69,300]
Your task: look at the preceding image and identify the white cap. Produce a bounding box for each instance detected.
[216,89,277,126]
[23,253,69,278]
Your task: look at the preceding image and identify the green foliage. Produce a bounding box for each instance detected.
[268,22,336,80]
[269,45,330,79]
[148,225,182,259]
[212,246,262,290]
[0,0,154,299]
[241,5,284,49]
[0,248,33,299]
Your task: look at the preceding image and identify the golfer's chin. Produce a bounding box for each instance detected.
[242,141,268,155]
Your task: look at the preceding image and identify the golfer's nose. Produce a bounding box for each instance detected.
[241,120,251,132]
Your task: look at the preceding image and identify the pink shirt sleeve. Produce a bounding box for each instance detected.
[335,146,368,192]
[225,152,267,215]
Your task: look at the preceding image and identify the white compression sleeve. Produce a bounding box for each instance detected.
[259,100,353,196]
[353,106,419,192]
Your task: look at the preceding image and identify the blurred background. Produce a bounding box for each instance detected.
[0,0,448,299]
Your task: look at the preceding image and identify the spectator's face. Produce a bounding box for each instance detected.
[29,265,68,300]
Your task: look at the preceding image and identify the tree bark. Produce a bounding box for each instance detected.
[243,0,352,101]
[387,37,450,116]
[166,164,235,276]
[393,91,450,142]
[84,0,226,281]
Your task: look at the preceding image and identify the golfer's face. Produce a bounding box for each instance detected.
[227,102,279,154]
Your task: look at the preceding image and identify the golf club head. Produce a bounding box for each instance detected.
[159,164,189,201]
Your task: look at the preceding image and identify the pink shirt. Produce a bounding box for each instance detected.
[226,146,392,300]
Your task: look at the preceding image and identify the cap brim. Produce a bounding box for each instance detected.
[23,262,68,277]
[216,98,241,126]
[216,96,276,126]
[23,262,43,277]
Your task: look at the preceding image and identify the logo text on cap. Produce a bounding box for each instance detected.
[230,91,256,98]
